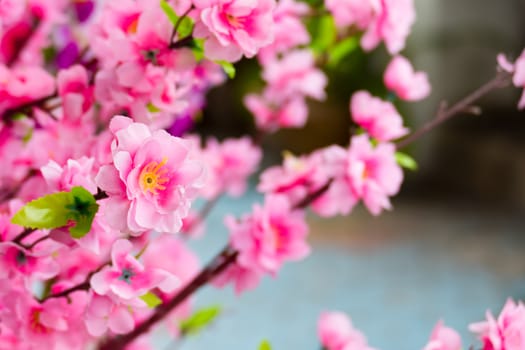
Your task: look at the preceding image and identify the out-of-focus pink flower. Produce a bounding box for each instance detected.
[422,320,462,350]
[84,293,135,336]
[351,90,408,142]
[41,157,97,193]
[193,0,276,62]
[95,116,205,235]
[384,55,431,101]
[469,298,525,350]
[212,261,262,295]
[262,49,327,102]
[257,0,310,64]
[90,239,178,300]
[346,135,403,215]
[361,0,416,54]
[325,0,376,31]
[318,311,375,350]
[244,93,308,131]
[229,194,309,275]
[200,137,261,199]
[57,65,93,120]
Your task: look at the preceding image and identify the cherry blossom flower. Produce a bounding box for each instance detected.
[422,320,462,350]
[318,311,376,350]
[384,55,431,101]
[351,90,409,142]
[229,194,309,275]
[469,299,525,350]
[95,116,205,234]
[193,0,276,61]
[90,239,178,300]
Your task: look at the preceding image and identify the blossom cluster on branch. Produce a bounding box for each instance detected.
[0,0,523,349]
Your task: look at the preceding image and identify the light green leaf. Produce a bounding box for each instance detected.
[191,39,205,61]
[395,152,418,171]
[11,191,73,229]
[160,0,179,26]
[310,15,336,54]
[140,292,163,308]
[259,340,272,350]
[180,305,222,336]
[328,37,359,67]
[216,60,236,79]
[178,16,194,37]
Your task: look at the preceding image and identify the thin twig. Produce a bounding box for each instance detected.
[12,228,37,245]
[396,70,512,149]
[169,7,193,47]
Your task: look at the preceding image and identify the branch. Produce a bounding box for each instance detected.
[98,181,333,350]
[396,70,512,150]
[98,246,238,350]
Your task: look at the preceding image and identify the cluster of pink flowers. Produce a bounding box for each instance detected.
[1,0,524,348]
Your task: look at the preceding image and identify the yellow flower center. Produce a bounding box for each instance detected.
[226,14,242,28]
[29,309,49,334]
[139,157,169,195]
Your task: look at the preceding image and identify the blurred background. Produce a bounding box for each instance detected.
[170,0,525,349]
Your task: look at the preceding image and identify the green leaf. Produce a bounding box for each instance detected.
[160,0,179,26]
[310,15,336,54]
[66,187,99,238]
[259,340,272,350]
[140,292,162,308]
[11,186,99,238]
[190,39,205,61]
[146,102,161,113]
[180,305,222,336]
[178,16,194,37]
[395,152,418,171]
[11,191,73,229]
[216,60,236,79]
[328,37,359,67]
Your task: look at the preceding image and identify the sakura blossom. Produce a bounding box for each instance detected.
[422,321,462,350]
[384,55,431,101]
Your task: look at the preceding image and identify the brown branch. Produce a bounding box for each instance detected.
[98,182,332,350]
[94,188,109,200]
[169,7,193,48]
[2,94,57,124]
[98,246,239,350]
[41,280,91,301]
[396,70,512,149]
[12,228,36,245]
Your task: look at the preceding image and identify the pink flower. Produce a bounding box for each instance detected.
[422,321,462,350]
[212,262,262,295]
[384,55,431,101]
[200,137,262,199]
[41,157,97,193]
[95,116,205,234]
[318,311,375,350]
[361,0,416,54]
[244,93,308,131]
[469,298,525,350]
[90,239,178,300]
[57,65,93,120]
[325,0,376,30]
[84,293,135,336]
[351,91,408,142]
[229,194,309,275]
[257,0,310,64]
[262,49,327,102]
[193,0,276,62]
[346,135,403,215]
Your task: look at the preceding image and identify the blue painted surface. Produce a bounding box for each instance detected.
[158,193,525,349]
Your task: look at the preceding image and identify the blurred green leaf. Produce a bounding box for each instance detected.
[180,305,222,335]
[190,39,205,61]
[160,0,179,26]
[328,37,359,67]
[178,16,194,37]
[216,60,236,79]
[146,102,161,113]
[140,292,162,308]
[395,152,418,171]
[66,187,99,238]
[258,340,272,350]
[310,15,336,55]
